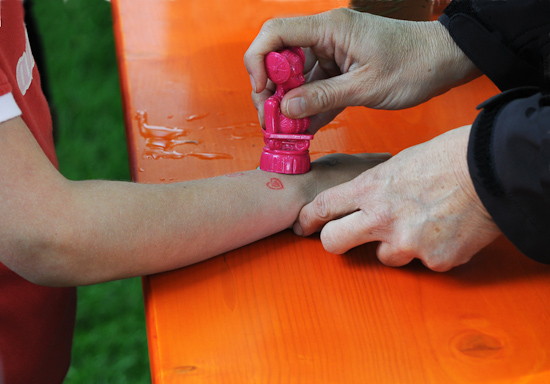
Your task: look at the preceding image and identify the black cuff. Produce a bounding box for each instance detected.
[468,88,550,264]
[438,13,540,91]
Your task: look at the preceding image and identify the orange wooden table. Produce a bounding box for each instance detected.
[111,1,550,383]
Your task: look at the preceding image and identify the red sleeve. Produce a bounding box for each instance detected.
[0,68,12,95]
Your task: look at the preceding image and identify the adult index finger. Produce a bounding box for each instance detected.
[294,178,360,236]
[320,211,382,254]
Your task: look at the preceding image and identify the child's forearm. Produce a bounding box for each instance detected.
[1,117,385,286]
[1,117,306,286]
[47,170,313,286]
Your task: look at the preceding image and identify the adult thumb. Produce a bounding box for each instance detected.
[281,74,361,119]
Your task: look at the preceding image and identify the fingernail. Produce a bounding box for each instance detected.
[249,75,256,93]
[286,97,305,117]
[293,222,304,236]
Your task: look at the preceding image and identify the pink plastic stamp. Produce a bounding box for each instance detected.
[260,47,313,174]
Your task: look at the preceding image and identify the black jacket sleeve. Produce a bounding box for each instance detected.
[439,0,550,263]
[468,88,550,263]
[439,0,550,91]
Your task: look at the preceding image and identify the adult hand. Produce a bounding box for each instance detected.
[294,126,501,271]
[244,8,480,132]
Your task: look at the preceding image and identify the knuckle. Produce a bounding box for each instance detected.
[309,84,335,111]
[251,91,264,107]
[421,249,470,272]
[422,258,453,272]
[391,232,459,272]
[260,18,276,32]
[311,192,333,221]
[260,18,285,35]
[322,8,358,36]
[243,50,256,66]
[296,203,321,235]
[378,237,417,267]
[327,7,354,23]
[394,241,417,257]
[377,245,408,267]
[376,248,394,265]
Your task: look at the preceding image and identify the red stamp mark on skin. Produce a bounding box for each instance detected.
[225,172,246,178]
[266,177,284,190]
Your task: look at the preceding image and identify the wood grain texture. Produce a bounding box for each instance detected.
[111,1,550,383]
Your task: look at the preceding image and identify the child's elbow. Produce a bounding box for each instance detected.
[1,229,85,287]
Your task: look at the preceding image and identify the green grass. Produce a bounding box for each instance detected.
[30,1,150,383]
